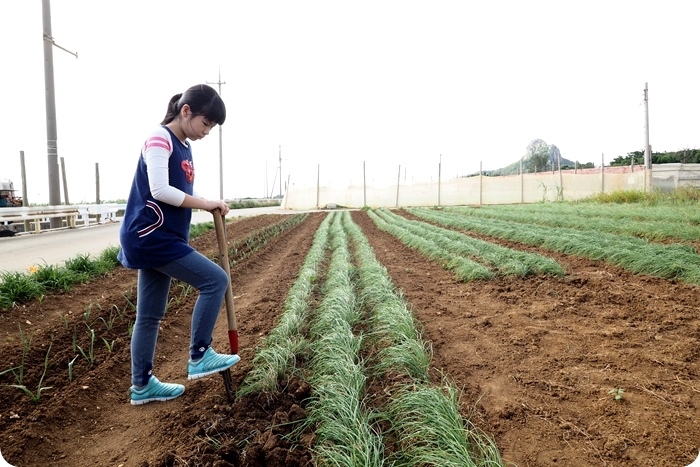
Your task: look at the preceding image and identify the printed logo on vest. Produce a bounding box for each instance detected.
[181,160,195,183]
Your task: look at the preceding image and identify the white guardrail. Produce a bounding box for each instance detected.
[0,204,125,234]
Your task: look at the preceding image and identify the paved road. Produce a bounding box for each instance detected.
[0,206,296,274]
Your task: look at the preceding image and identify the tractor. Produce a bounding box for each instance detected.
[0,179,22,207]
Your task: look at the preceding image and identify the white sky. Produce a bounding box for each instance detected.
[2,1,699,203]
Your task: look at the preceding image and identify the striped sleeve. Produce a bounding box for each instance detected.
[143,127,187,207]
[144,134,171,152]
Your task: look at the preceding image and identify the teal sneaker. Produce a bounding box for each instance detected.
[188,347,240,380]
[130,375,184,405]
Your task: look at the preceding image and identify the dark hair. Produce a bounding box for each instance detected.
[160,84,226,125]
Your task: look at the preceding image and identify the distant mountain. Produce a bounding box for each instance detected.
[479,155,589,176]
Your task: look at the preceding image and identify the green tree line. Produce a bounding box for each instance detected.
[610,148,700,166]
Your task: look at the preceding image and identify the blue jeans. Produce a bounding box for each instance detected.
[131,251,230,386]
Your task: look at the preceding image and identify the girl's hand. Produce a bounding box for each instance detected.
[180,194,229,215]
[205,199,230,216]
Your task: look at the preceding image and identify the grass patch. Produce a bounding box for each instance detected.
[0,222,211,310]
[584,186,700,205]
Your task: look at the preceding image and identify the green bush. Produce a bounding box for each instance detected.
[0,249,120,309]
[0,271,46,305]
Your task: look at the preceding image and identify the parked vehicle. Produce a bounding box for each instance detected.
[0,179,22,207]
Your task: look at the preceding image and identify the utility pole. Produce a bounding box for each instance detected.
[278,145,282,198]
[42,0,77,227]
[437,154,442,206]
[207,68,226,199]
[643,82,651,169]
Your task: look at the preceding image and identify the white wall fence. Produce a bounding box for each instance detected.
[282,164,700,210]
[652,163,700,191]
[0,204,125,234]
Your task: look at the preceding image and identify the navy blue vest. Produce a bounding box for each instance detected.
[118,126,195,269]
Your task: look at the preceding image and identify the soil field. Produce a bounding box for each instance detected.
[0,210,698,467]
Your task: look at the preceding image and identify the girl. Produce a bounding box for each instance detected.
[118,84,239,405]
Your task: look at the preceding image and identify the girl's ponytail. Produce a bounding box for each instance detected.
[160,93,183,125]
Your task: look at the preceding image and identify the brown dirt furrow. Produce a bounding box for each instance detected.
[0,213,325,467]
[2,208,699,467]
[350,209,700,467]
